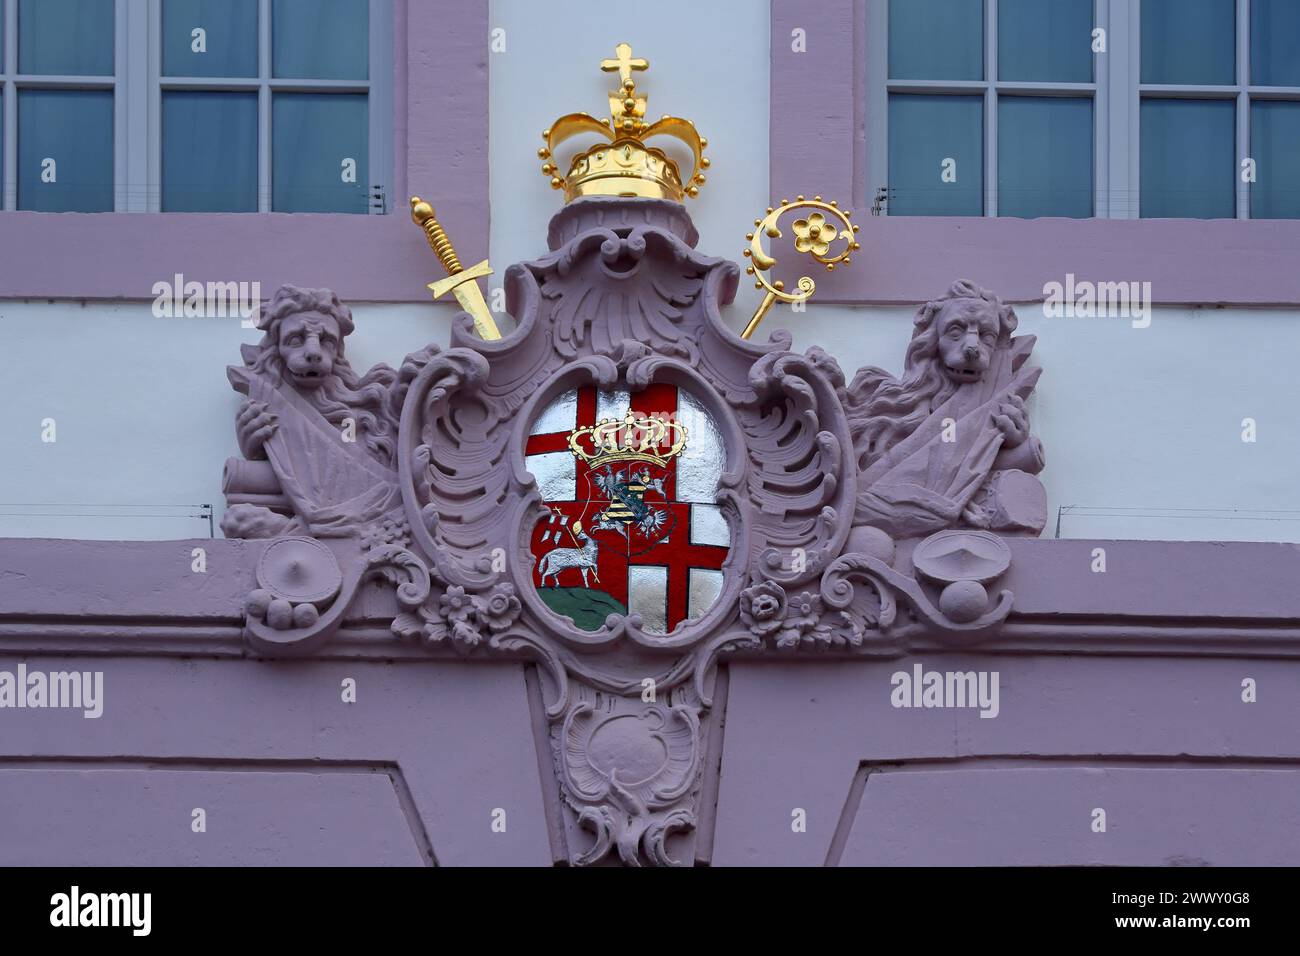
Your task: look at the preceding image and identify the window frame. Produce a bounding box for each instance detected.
[1,0,121,211]
[1137,0,1300,220]
[866,0,1110,219]
[0,0,392,213]
[144,0,393,214]
[868,0,1300,221]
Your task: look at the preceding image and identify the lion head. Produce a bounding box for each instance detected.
[848,280,1018,467]
[248,284,401,467]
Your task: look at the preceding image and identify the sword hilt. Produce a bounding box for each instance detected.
[410,197,462,275]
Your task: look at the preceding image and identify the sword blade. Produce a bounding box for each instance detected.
[447,277,501,340]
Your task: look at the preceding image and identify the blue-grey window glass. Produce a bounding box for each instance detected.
[1250,0,1300,87]
[162,0,259,78]
[998,0,1093,83]
[888,0,982,81]
[18,0,114,76]
[163,92,258,212]
[888,94,983,216]
[272,0,368,80]
[1140,99,1235,218]
[998,96,1093,218]
[273,93,368,213]
[18,89,113,211]
[1140,0,1235,85]
[1250,101,1300,219]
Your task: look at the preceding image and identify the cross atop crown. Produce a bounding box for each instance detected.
[599,42,651,134]
[600,42,648,87]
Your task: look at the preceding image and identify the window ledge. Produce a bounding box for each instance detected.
[807,213,1300,305]
[0,203,485,303]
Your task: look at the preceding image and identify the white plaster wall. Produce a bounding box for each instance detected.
[0,0,1296,544]
[782,302,1300,543]
[2,299,1296,543]
[0,299,452,539]
[487,0,772,314]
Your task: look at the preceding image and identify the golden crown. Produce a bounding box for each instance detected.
[568,411,689,469]
[538,43,708,204]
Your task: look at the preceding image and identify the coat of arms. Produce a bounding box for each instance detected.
[527,384,729,633]
[217,43,1041,866]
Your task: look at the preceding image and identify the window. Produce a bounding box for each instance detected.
[1141,0,1300,219]
[160,0,381,213]
[0,0,391,214]
[5,0,117,211]
[868,0,1300,220]
[870,0,1098,219]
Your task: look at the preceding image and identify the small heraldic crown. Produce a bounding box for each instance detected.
[568,411,689,469]
[538,42,708,203]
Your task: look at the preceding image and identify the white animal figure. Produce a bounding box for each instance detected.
[538,526,603,587]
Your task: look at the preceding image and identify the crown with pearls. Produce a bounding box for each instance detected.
[568,411,689,469]
[538,43,709,204]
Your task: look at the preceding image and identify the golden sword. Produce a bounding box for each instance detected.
[409,196,501,340]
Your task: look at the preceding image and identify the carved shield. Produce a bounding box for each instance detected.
[527,383,730,633]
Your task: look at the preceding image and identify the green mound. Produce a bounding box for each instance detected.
[537,586,626,631]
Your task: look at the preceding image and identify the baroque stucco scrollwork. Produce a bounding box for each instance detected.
[220,198,1045,865]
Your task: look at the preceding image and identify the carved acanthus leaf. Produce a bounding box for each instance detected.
[738,351,856,587]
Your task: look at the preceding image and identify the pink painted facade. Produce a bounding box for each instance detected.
[1,0,1298,873]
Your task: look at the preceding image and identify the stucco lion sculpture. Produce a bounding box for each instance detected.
[222,284,433,539]
[844,279,1047,539]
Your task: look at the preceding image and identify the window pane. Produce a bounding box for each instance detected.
[162,0,259,78]
[1141,0,1235,85]
[888,0,982,81]
[998,0,1093,83]
[998,96,1093,218]
[1251,0,1300,86]
[273,0,368,80]
[163,92,258,212]
[1140,99,1234,218]
[273,93,368,213]
[18,89,113,211]
[888,94,982,216]
[1251,101,1300,219]
[18,0,114,76]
